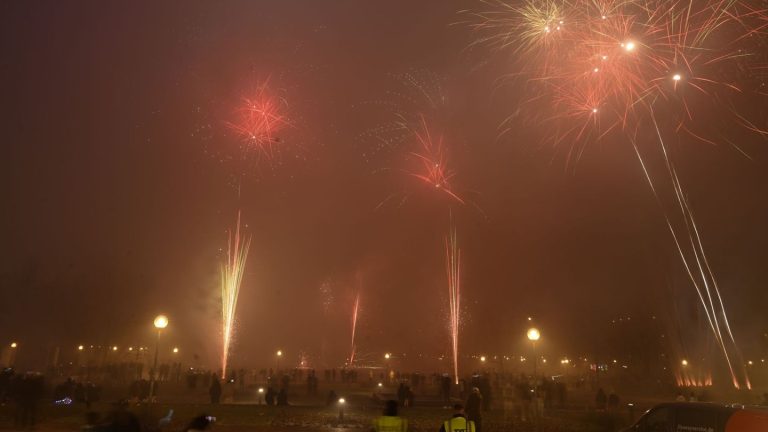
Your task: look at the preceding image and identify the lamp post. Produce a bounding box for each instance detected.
[527,328,541,377]
[149,314,168,402]
[527,327,542,426]
[276,350,283,374]
[384,353,391,382]
[8,342,18,368]
[338,397,346,421]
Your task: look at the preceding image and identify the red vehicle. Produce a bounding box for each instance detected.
[624,402,768,432]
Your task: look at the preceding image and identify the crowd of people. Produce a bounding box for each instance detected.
[0,360,715,432]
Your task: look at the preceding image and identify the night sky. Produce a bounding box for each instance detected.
[2,1,767,371]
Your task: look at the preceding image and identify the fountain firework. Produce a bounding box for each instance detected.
[349,290,361,366]
[220,211,251,379]
[445,224,461,384]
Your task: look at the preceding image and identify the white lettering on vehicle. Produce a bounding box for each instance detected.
[676,425,714,432]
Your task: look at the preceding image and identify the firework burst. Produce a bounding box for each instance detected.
[408,116,466,204]
[227,80,292,160]
[375,115,467,210]
[220,211,251,379]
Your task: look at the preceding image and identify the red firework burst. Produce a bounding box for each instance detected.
[227,80,291,159]
[407,116,465,204]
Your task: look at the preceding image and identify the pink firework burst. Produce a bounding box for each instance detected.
[227,80,291,160]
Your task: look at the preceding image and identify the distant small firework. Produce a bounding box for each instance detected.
[356,70,448,161]
[407,116,465,204]
[349,290,361,366]
[319,279,335,315]
[220,211,251,379]
[445,224,461,385]
[465,0,768,389]
[227,80,291,160]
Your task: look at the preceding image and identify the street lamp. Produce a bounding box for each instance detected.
[276,349,283,372]
[384,353,392,382]
[527,327,541,377]
[258,387,264,405]
[149,314,169,402]
[338,397,346,421]
[8,342,18,367]
[154,315,169,329]
[172,347,179,354]
[681,359,689,367]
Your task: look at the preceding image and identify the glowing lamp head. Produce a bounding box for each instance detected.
[112,346,118,351]
[10,342,17,348]
[377,382,383,387]
[527,327,541,341]
[78,345,84,351]
[153,315,169,329]
[384,353,391,360]
[173,347,179,353]
[276,350,283,357]
[258,387,264,393]
[480,356,487,362]
[338,398,346,405]
[672,73,682,81]
[593,68,599,73]
[681,359,689,366]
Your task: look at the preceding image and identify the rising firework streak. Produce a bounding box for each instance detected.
[220,211,251,379]
[445,225,461,384]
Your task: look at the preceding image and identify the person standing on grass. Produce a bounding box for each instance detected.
[372,399,408,432]
[465,387,483,432]
[209,374,221,404]
[440,403,476,432]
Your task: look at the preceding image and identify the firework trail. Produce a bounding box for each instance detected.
[445,224,461,385]
[632,115,748,389]
[227,80,291,160]
[465,0,768,388]
[220,211,251,379]
[349,290,361,366]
